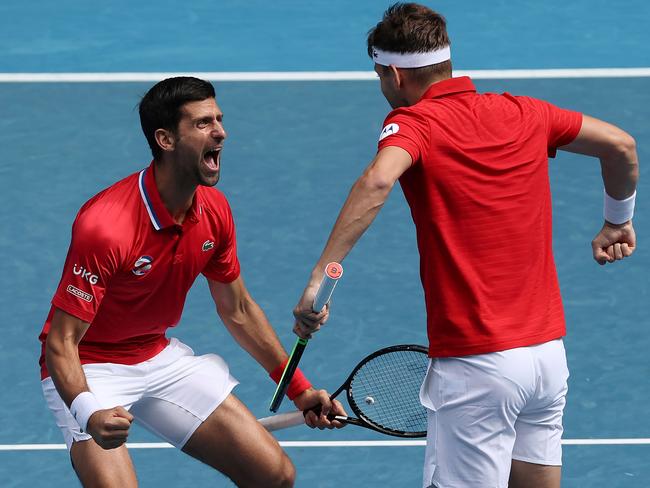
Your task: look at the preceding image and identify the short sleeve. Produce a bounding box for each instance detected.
[518,96,583,158]
[51,212,121,323]
[202,199,241,283]
[377,109,430,165]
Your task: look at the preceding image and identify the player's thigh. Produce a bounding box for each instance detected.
[182,394,294,488]
[70,440,137,488]
[509,459,560,488]
[129,342,239,449]
[512,339,568,468]
[421,351,535,488]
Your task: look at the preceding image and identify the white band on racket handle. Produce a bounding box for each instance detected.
[259,410,346,432]
[604,190,636,224]
[259,411,305,431]
[69,391,102,433]
[313,262,343,312]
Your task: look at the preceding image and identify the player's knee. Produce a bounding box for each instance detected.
[269,454,295,488]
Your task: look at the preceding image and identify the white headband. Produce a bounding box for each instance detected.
[371,46,451,68]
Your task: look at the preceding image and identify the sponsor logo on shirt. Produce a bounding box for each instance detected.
[202,240,214,252]
[66,284,93,303]
[379,123,400,141]
[132,255,154,276]
[72,264,99,285]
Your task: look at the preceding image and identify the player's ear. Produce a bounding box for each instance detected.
[389,65,403,88]
[155,128,176,153]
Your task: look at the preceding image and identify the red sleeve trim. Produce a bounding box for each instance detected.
[51,296,95,324]
[558,111,583,147]
[377,143,419,167]
[202,262,241,283]
[549,110,583,158]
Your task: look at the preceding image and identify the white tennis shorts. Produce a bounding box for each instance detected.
[420,338,569,488]
[41,338,238,450]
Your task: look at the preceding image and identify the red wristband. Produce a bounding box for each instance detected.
[270,359,312,400]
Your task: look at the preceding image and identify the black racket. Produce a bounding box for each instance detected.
[259,344,429,438]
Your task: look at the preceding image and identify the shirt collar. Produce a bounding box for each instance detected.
[138,162,202,231]
[419,76,476,101]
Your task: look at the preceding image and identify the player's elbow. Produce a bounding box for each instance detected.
[602,130,637,162]
[216,293,253,329]
[44,330,77,376]
[358,168,395,195]
[612,132,636,160]
[45,328,77,357]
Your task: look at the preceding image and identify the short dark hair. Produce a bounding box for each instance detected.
[138,77,216,159]
[367,3,452,82]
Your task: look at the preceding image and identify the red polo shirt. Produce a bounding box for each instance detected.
[378,77,582,357]
[39,162,240,379]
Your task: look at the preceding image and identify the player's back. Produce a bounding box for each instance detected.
[379,77,582,355]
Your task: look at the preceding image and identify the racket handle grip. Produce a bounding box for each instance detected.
[268,263,343,413]
[269,338,308,412]
[312,262,343,311]
[259,411,305,431]
[259,410,347,432]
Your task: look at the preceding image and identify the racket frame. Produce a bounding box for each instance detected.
[335,344,429,438]
[261,344,429,438]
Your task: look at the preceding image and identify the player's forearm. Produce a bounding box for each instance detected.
[311,171,393,282]
[599,136,638,200]
[45,309,93,406]
[220,296,288,372]
[45,336,91,407]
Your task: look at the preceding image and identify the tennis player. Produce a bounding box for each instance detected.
[39,76,343,488]
[293,4,638,488]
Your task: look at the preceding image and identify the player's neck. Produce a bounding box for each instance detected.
[404,75,451,106]
[153,161,196,224]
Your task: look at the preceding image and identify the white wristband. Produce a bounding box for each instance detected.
[604,190,636,224]
[70,391,102,432]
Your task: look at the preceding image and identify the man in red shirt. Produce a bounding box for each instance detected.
[294,4,638,488]
[40,76,343,488]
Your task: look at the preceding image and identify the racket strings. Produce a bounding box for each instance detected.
[349,350,428,434]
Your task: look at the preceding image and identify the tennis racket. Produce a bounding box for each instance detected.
[269,262,343,412]
[261,344,429,438]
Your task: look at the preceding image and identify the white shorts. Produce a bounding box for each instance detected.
[420,339,569,488]
[42,338,238,450]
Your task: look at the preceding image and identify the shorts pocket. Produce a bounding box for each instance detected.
[420,359,436,411]
[420,359,468,411]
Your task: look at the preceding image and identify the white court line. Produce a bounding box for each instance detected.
[2,439,650,451]
[0,68,649,82]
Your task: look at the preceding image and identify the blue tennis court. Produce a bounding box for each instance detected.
[1,1,648,487]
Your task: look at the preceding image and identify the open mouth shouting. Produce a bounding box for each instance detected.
[203,146,222,174]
